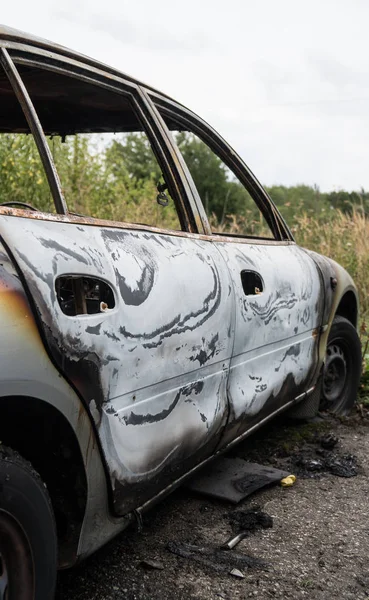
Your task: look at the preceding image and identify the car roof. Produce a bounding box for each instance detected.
[0,24,172,100]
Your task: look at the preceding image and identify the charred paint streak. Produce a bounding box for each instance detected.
[86,323,103,335]
[235,252,256,268]
[121,263,221,348]
[104,330,120,342]
[189,333,220,366]
[301,307,310,325]
[249,291,298,325]
[17,249,54,291]
[274,344,301,372]
[123,381,204,426]
[101,231,157,305]
[255,383,267,393]
[182,381,204,396]
[115,263,155,306]
[38,237,89,265]
[124,400,169,425]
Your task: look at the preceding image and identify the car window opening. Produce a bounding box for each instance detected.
[0,60,181,230]
[159,111,275,239]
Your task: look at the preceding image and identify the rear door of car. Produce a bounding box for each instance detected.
[149,94,324,446]
[0,48,233,514]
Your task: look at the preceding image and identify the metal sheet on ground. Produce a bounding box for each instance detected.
[185,457,289,503]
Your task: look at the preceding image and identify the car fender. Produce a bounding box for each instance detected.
[0,240,130,561]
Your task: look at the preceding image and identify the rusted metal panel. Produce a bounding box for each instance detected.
[0,207,295,245]
[0,215,234,515]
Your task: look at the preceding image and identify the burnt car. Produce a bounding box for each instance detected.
[0,25,362,599]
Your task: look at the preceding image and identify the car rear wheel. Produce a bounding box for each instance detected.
[320,315,362,415]
[0,446,57,600]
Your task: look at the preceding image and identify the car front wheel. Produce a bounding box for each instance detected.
[320,315,362,415]
[0,446,57,600]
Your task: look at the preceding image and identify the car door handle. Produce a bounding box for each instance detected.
[240,270,264,296]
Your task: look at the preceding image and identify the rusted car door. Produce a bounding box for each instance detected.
[0,54,234,515]
[151,98,323,444]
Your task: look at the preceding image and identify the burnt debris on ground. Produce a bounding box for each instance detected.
[166,507,273,576]
[232,416,360,481]
[226,507,273,533]
[294,450,358,478]
[288,432,358,478]
[166,540,269,574]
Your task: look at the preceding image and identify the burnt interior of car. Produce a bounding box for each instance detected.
[56,276,115,316]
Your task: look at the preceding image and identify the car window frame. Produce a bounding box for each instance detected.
[0,41,200,233]
[147,90,294,243]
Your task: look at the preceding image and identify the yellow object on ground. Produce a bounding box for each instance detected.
[280,475,296,487]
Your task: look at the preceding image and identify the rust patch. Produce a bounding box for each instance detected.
[0,272,43,342]
[0,207,294,246]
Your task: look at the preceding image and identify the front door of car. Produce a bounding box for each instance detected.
[152,102,323,446]
[0,57,234,515]
[1,216,233,513]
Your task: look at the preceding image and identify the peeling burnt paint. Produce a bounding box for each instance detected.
[86,323,103,335]
[275,344,301,372]
[189,333,220,366]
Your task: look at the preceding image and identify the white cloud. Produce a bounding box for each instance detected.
[2,0,369,190]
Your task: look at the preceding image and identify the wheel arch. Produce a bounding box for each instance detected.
[335,289,358,329]
[0,395,88,568]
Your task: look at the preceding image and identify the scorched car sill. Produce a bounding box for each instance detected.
[134,386,314,517]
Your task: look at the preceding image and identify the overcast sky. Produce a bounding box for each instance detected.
[2,0,369,191]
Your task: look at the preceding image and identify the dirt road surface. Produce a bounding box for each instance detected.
[56,414,369,600]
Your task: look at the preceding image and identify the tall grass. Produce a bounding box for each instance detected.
[293,210,369,402]
[292,209,369,318]
[214,209,369,317]
[215,208,369,402]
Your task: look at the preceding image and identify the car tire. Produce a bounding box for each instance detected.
[0,446,57,600]
[320,315,362,415]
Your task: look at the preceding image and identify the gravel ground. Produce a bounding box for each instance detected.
[56,413,369,600]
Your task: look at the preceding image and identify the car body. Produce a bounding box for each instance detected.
[0,25,361,598]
